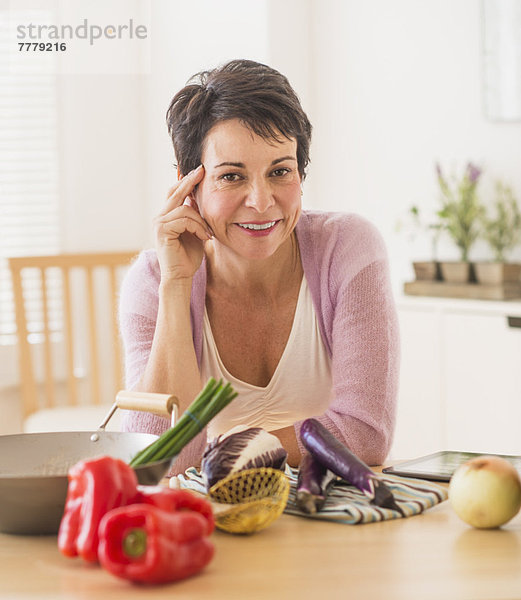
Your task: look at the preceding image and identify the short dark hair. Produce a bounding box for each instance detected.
[166,59,312,179]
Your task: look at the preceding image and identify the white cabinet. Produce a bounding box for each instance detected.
[444,311,521,454]
[391,306,444,459]
[390,296,521,460]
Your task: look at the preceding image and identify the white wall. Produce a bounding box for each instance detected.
[305,0,521,292]
[51,0,149,253]
[57,73,147,252]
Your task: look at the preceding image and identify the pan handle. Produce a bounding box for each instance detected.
[115,390,178,418]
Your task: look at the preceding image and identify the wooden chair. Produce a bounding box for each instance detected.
[8,252,138,432]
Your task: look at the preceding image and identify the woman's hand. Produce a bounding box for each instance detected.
[154,165,212,282]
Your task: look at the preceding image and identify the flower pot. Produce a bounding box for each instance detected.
[439,261,473,283]
[412,261,441,281]
[474,262,521,285]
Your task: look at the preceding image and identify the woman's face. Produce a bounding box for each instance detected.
[194,118,302,261]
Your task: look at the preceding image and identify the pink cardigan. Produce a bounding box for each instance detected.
[119,210,400,470]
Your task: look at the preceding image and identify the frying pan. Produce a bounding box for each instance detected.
[0,391,178,535]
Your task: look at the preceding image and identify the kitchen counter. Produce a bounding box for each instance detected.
[1,476,520,600]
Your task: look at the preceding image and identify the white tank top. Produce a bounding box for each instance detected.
[201,276,333,440]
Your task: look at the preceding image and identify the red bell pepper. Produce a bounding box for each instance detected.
[135,486,214,535]
[98,504,215,584]
[58,456,140,562]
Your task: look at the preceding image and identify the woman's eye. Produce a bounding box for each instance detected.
[271,167,290,177]
[220,173,241,182]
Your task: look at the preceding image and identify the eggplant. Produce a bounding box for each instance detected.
[201,425,287,490]
[296,452,337,514]
[300,418,404,516]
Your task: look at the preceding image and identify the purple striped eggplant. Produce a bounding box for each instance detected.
[300,418,404,516]
[296,452,337,514]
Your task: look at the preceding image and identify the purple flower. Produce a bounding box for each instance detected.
[466,162,482,184]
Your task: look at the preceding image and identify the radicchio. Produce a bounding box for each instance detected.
[201,425,288,490]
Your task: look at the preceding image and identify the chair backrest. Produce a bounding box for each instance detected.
[8,252,138,420]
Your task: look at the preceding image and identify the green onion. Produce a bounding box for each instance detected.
[129,377,238,467]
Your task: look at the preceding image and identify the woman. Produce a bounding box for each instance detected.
[119,59,399,473]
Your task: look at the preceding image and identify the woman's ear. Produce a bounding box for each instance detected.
[177,166,182,181]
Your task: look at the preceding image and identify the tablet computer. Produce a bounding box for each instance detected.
[382,450,521,482]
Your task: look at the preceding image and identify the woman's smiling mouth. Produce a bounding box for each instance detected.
[235,220,281,235]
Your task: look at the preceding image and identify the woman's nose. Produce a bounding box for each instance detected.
[244,181,275,212]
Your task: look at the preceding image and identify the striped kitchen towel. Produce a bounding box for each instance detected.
[176,466,448,524]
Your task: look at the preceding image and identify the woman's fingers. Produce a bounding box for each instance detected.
[155,206,212,243]
[161,165,205,216]
[161,216,212,243]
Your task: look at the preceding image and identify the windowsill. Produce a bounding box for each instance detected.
[397,292,521,316]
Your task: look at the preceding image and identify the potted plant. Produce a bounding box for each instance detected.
[474,182,521,285]
[436,162,484,283]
